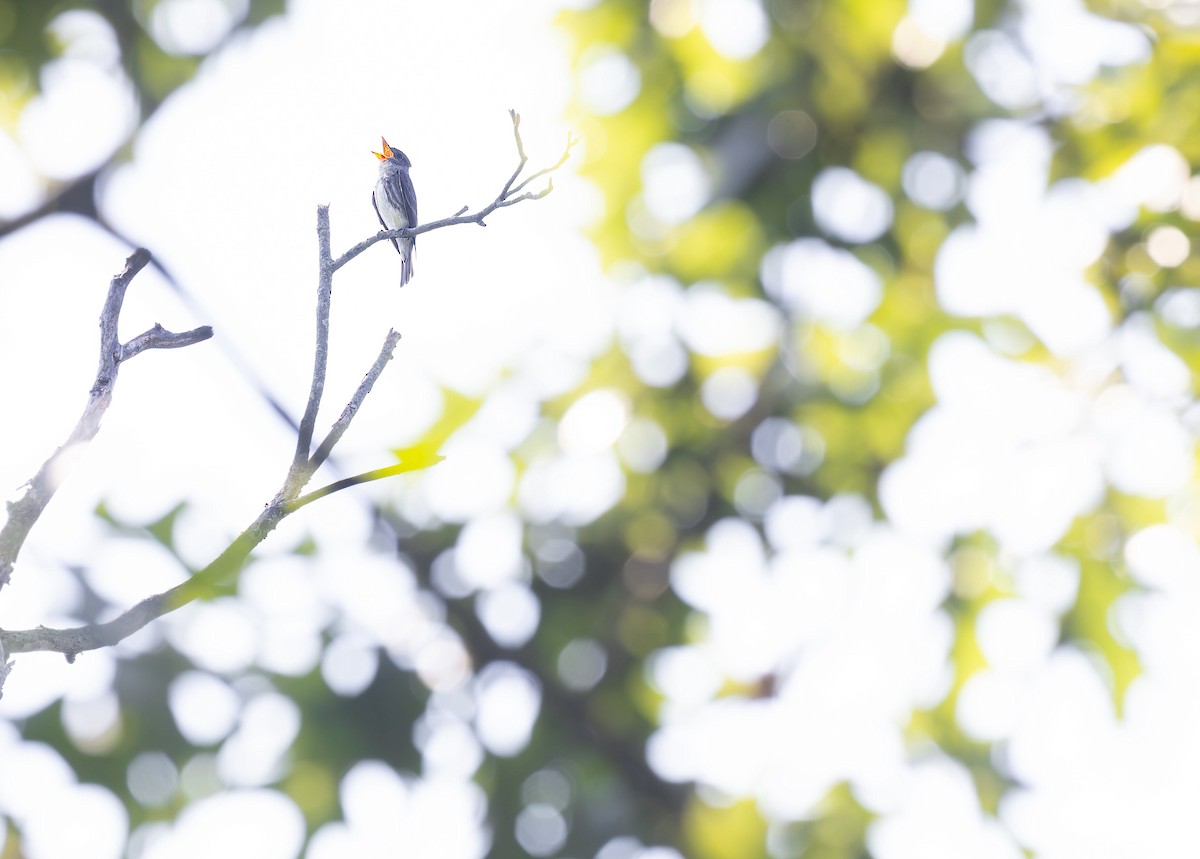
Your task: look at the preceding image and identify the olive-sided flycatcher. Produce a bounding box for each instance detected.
[372,138,418,286]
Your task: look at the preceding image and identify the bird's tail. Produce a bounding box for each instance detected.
[400,241,414,287]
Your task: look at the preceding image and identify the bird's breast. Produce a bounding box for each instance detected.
[374,178,411,230]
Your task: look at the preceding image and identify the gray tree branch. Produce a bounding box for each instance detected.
[331,109,577,272]
[0,248,212,697]
[0,320,399,663]
[0,111,566,686]
[0,249,212,595]
[310,329,402,473]
[287,205,336,495]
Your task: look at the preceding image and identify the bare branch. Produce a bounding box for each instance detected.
[509,132,577,197]
[286,462,429,512]
[120,323,214,361]
[331,111,575,272]
[2,500,286,658]
[0,249,407,659]
[0,637,11,700]
[3,593,171,658]
[98,248,151,373]
[0,114,560,663]
[287,205,335,493]
[499,108,530,199]
[0,248,210,593]
[0,323,408,660]
[0,328,412,659]
[310,330,402,472]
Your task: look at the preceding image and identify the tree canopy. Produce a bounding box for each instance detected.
[2,1,1198,857]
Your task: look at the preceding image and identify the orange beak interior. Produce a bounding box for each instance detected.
[372,137,394,160]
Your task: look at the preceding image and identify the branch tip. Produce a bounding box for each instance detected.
[126,247,152,276]
[333,111,571,269]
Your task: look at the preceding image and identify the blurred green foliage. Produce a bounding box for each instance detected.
[549,0,1193,856]
[0,0,285,236]
[0,0,285,116]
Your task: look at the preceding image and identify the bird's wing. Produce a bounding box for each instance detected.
[372,189,402,255]
[398,171,418,248]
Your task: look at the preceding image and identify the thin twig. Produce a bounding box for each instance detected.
[0,637,10,700]
[509,146,572,197]
[0,249,211,594]
[285,461,434,513]
[120,323,213,361]
[310,330,402,472]
[331,110,576,272]
[499,109,530,198]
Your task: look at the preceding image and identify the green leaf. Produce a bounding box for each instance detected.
[390,387,484,465]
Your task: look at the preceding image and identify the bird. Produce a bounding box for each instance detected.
[372,138,418,286]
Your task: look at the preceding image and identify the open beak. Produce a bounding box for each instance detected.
[372,137,394,160]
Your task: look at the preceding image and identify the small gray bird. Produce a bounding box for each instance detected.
[372,138,418,286]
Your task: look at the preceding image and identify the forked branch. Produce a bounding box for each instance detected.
[332,109,577,272]
[0,111,567,681]
[0,250,212,595]
[0,329,402,663]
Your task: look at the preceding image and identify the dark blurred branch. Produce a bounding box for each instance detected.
[443,592,686,816]
[0,0,285,247]
[0,169,104,243]
[332,110,576,272]
[0,249,211,596]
